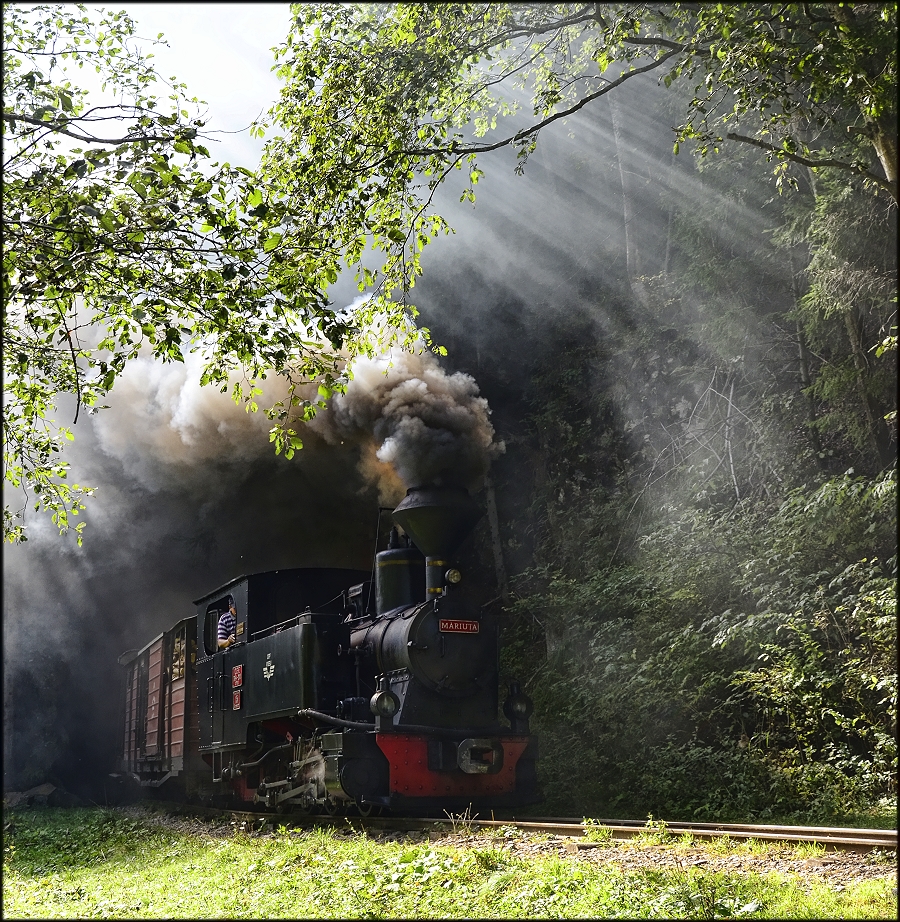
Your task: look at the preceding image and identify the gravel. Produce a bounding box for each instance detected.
[454,832,897,888]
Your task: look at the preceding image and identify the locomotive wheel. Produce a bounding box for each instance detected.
[355,800,381,818]
[322,798,343,816]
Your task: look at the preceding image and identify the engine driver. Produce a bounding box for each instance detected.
[217,598,238,650]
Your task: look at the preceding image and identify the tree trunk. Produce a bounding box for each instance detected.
[608,92,647,305]
[788,244,824,463]
[843,306,893,465]
[723,375,741,504]
[869,119,897,196]
[663,149,676,278]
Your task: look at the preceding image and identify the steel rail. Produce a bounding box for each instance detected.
[534,815,896,837]
[212,807,896,852]
[504,817,897,851]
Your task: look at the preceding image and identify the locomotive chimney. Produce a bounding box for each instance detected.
[391,485,482,598]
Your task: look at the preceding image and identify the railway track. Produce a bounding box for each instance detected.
[203,805,896,853]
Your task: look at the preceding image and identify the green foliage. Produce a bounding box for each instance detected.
[2,3,412,543]
[7,1,894,553]
[676,3,896,199]
[582,817,614,844]
[507,462,896,820]
[793,175,897,460]
[4,808,895,918]
[262,2,896,298]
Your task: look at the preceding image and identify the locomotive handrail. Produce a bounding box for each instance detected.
[251,614,304,640]
[296,708,517,739]
[251,607,345,641]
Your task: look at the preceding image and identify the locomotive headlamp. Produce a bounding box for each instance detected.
[506,694,532,718]
[370,689,400,718]
[503,681,534,732]
[445,568,462,584]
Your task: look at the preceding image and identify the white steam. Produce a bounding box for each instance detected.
[92,352,291,490]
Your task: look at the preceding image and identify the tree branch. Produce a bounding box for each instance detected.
[412,49,681,158]
[623,35,710,56]
[55,307,82,425]
[2,111,177,145]
[474,5,598,49]
[726,132,898,201]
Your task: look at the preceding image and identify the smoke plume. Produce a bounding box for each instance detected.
[89,335,504,506]
[311,348,504,504]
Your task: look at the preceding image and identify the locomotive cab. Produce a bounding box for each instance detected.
[194,568,368,751]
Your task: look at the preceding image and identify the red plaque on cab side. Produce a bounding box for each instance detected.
[232,690,242,710]
[439,619,479,634]
[232,665,243,688]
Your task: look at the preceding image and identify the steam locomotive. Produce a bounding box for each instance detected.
[117,485,539,814]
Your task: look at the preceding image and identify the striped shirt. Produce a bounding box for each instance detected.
[217,609,236,644]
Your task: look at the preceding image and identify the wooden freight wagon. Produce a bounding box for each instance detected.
[118,617,207,798]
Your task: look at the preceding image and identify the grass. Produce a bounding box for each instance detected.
[820,807,898,831]
[3,807,896,919]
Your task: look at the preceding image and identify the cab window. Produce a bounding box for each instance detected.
[203,599,232,655]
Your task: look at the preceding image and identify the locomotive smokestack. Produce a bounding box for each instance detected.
[391,485,482,560]
[392,485,482,597]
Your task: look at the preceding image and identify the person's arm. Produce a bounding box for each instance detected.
[217,618,232,649]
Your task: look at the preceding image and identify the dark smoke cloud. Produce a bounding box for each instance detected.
[310,340,504,503]
[88,322,503,503]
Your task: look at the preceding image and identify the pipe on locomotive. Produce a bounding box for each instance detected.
[296,708,376,730]
[228,741,294,777]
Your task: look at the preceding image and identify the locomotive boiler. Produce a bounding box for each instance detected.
[118,485,539,814]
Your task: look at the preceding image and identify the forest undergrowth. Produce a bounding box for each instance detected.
[504,467,896,821]
[494,139,897,824]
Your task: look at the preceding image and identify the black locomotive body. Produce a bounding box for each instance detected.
[119,486,539,813]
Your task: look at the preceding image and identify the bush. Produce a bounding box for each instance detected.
[509,469,897,821]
